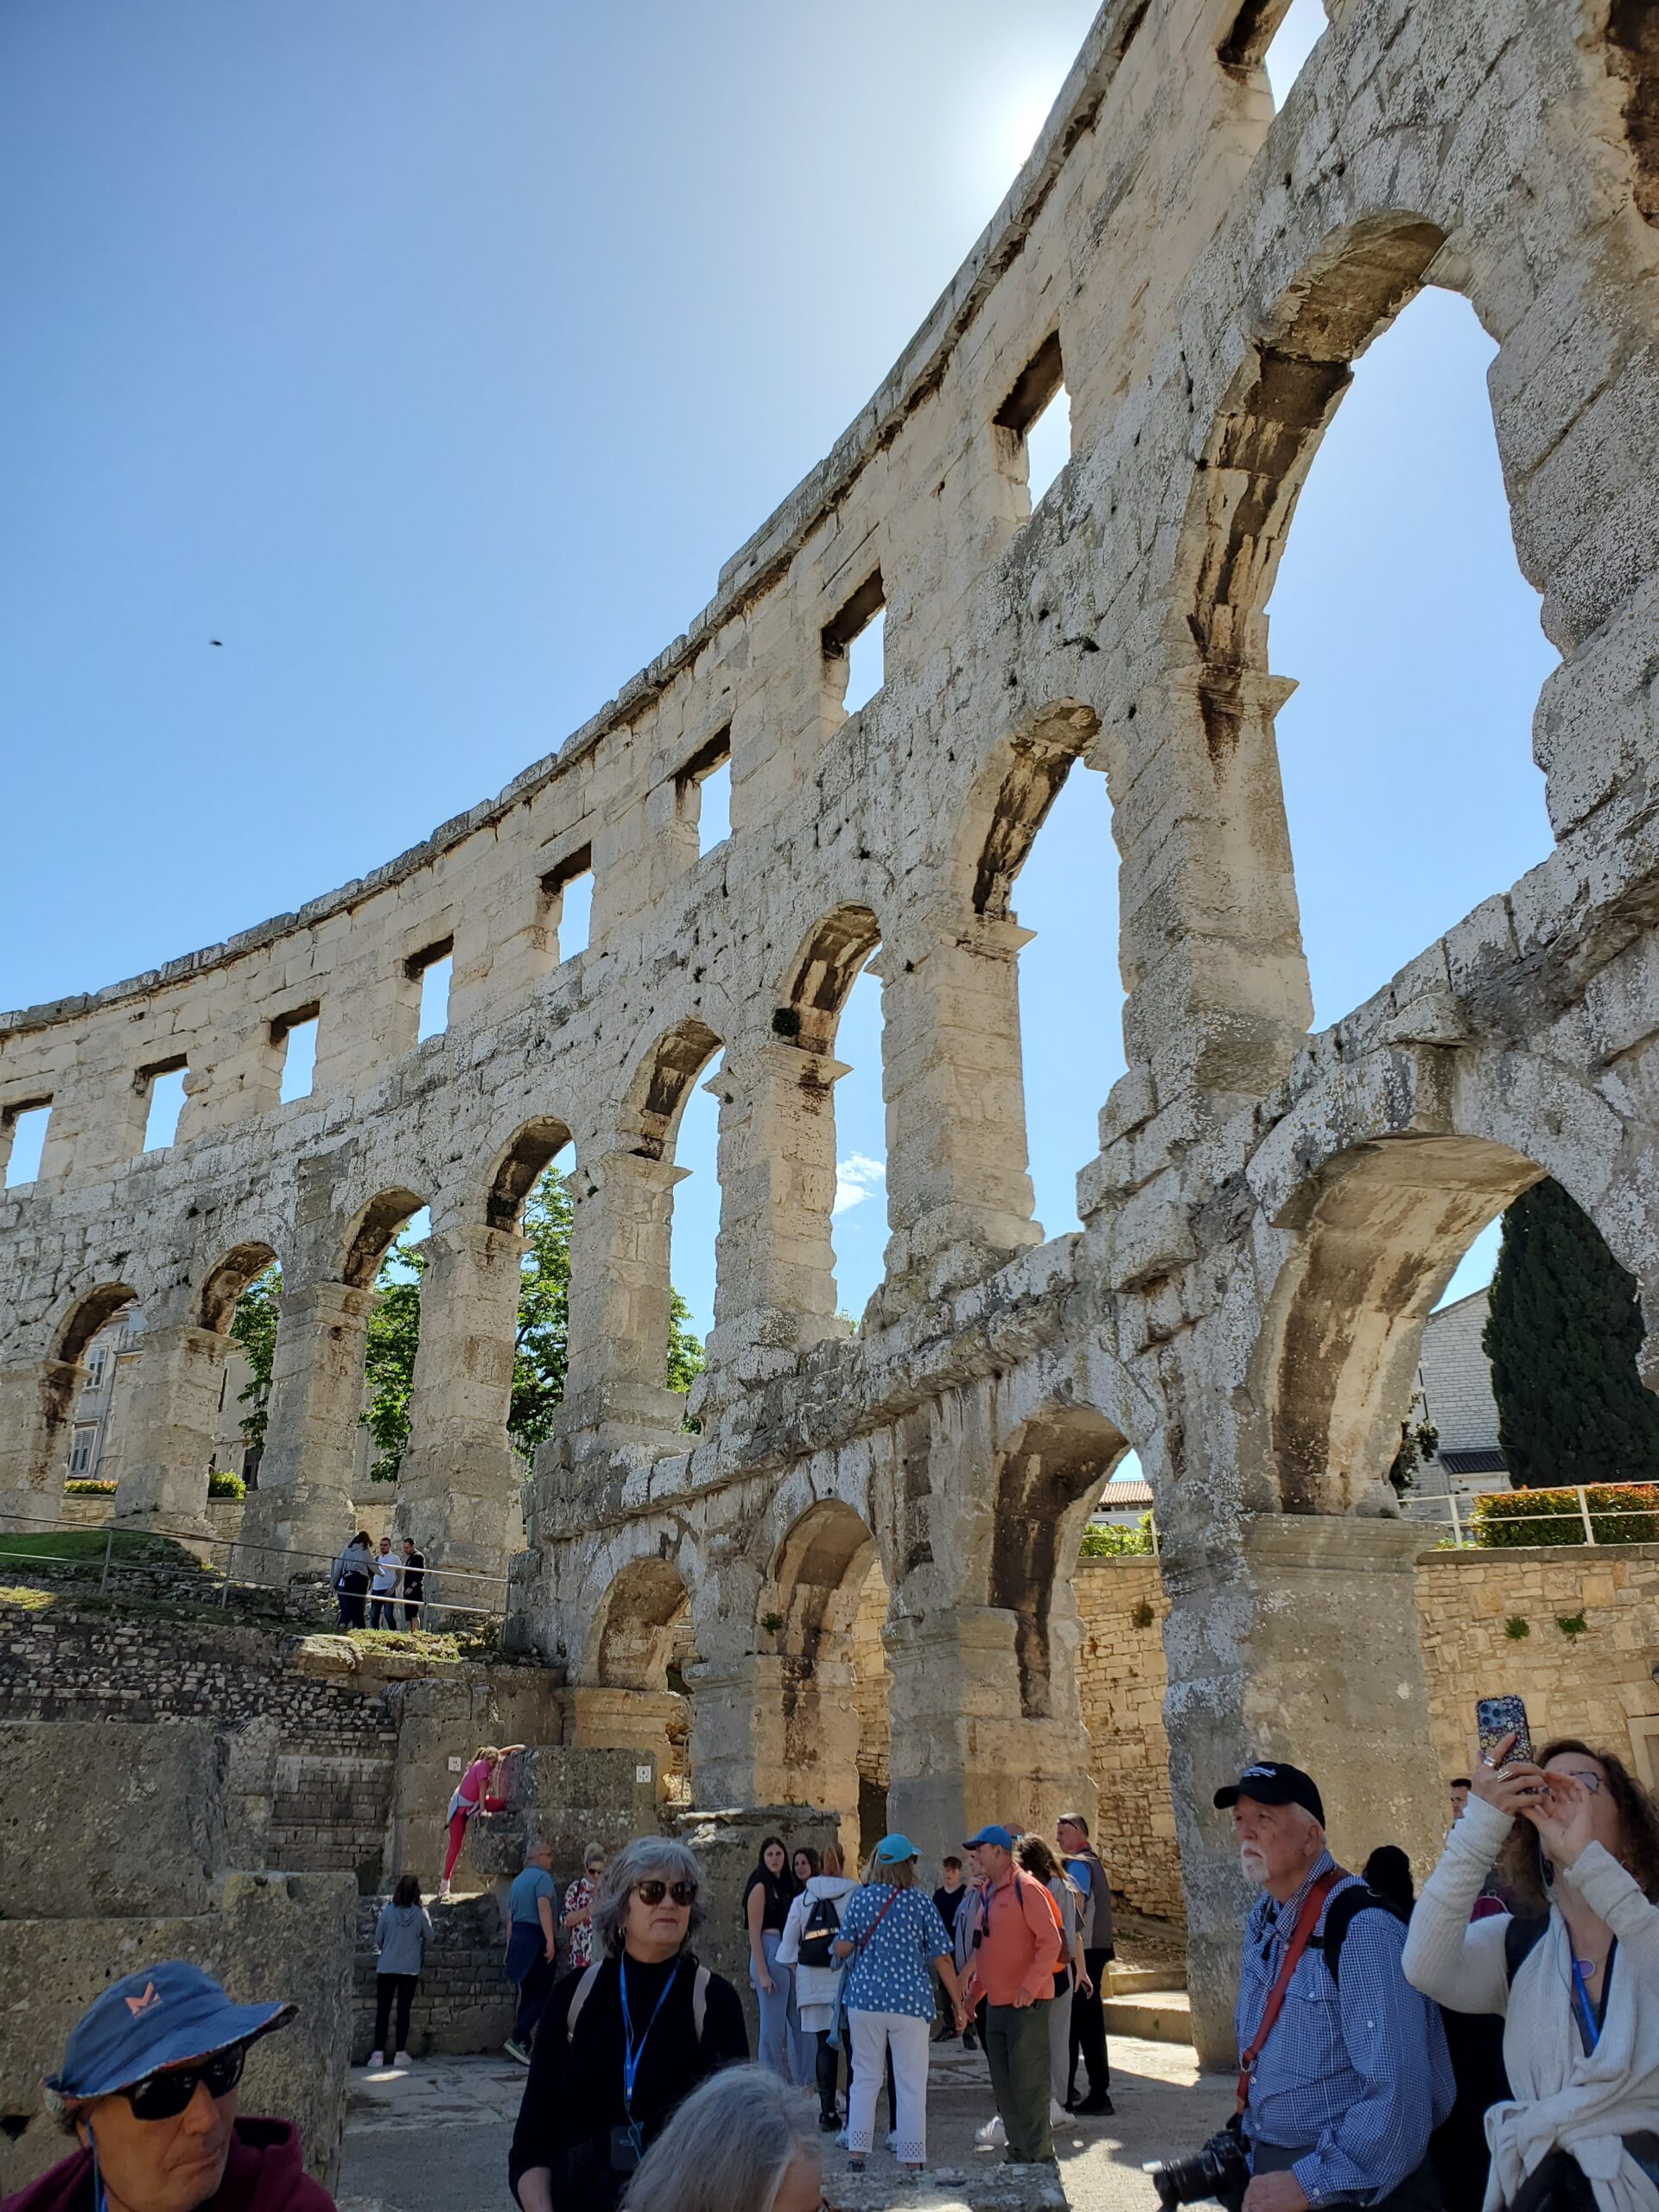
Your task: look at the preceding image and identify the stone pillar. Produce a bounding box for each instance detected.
[238,1281,369,1565]
[705,1041,847,1391]
[112,1325,223,1531]
[685,1653,773,1814]
[882,1605,1096,1870]
[1160,1514,1443,2069]
[0,1358,79,1525]
[1110,668,1312,1107]
[396,1223,526,1577]
[874,913,1044,1313]
[552,1151,689,1445]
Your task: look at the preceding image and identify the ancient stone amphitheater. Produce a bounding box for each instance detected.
[3,0,1656,2047]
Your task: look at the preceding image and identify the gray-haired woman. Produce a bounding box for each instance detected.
[620,2063,823,2212]
[507,1836,749,2212]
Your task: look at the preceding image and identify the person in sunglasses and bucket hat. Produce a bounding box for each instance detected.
[5,1960,334,2212]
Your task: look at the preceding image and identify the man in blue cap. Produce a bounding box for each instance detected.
[6,1961,335,2212]
[958,1824,1062,2168]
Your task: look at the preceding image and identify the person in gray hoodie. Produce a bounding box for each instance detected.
[369,1875,434,2066]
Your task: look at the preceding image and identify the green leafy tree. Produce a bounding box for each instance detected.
[358,1168,707,1482]
[229,1263,282,1457]
[1484,1176,1659,1489]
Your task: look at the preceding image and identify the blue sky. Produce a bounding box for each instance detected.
[3,1,1551,1379]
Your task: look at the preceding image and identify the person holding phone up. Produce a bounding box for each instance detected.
[1404,1725,1659,2210]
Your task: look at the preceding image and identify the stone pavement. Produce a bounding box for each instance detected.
[340,2031,1236,2210]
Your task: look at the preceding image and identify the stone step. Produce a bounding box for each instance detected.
[1101,1987,1192,2044]
[1107,1960,1185,1997]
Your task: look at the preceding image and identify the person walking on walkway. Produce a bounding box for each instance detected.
[832,1834,965,2175]
[1221,1758,1451,2211]
[958,1824,1063,2169]
[370,1873,433,2068]
[563,1844,607,1973]
[1055,1811,1115,2115]
[367,1537,401,1630]
[743,1835,802,2082]
[331,1532,372,1629]
[620,2063,823,2212]
[776,1842,858,2133]
[1016,1833,1090,2127]
[1405,1732,1659,2210]
[16,1961,335,2212]
[931,1857,967,2042]
[507,1836,747,2212]
[505,1839,561,2063]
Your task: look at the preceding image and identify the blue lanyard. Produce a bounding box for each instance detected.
[619,1958,681,2119]
[1570,1955,1603,2054]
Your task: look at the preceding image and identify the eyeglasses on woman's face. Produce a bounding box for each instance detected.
[632,1878,696,1907]
[1554,1767,1605,1794]
[118,2046,245,2122]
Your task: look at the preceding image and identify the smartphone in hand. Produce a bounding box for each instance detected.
[1475,1694,1534,1770]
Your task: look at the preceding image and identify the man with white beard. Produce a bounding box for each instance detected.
[1217,1761,1452,2212]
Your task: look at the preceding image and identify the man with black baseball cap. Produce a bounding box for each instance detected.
[6,1961,335,2212]
[1216,1762,1452,2211]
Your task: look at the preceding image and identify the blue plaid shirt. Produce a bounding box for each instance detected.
[1236,1853,1452,2205]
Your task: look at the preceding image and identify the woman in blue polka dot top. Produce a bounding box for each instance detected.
[832,1834,968,2173]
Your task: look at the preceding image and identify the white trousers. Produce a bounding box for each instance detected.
[847,2009,931,2163]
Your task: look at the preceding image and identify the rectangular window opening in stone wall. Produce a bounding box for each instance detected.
[823,569,884,717]
[2,1096,50,1186]
[677,727,732,858]
[139,1057,188,1152]
[995,329,1071,512]
[538,846,593,963]
[273,1001,321,1103]
[407,939,454,1042]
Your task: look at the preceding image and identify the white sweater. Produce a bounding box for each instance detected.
[776,1874,859,2012]
[1402,1792,1659,2212]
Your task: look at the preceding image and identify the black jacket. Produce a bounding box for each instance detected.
[507,1950,747,2211]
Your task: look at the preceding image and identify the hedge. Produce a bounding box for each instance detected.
[63,1478,116,1497]
[207,1469,246,1500]
[1471,1483,1659,1548]
[1079,1513,1156,1558]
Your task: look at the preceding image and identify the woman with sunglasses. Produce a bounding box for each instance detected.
[1404,1734,1659,2209]
[13,1960,334,2212]
[507,1836,747,2212]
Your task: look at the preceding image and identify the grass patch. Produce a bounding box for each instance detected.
[0,1583,58,1611]
[0,1529,212,1573]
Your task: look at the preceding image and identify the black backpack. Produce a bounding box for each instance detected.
[797,1892,842,1969]
[1313,1881,1549,1990]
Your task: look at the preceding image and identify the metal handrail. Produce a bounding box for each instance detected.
[1399,1484,1659,1548]
[0,1512,510,1620]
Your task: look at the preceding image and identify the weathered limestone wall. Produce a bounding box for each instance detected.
[5,0,1659,2065]
[0,1721,355,2195]
[1415,1543,1659,1787]
[1072,1543,1659,1942]
[1073,1558,1181,1922]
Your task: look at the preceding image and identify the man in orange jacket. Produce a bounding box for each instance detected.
[958,1824,1063,2168]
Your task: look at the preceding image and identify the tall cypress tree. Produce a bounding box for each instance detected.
[1483,1177,1659,1488]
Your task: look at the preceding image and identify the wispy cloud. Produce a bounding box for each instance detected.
[833,1154,887,1217]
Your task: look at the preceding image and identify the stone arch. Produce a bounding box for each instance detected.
[340,1186,427,1288]
[760,1497,890,1852]
[588,1554,693,1692]
[622,1018,724,1163]
[960,702,1101,922]
[54,1282,139,1365]
[991,1405,1132,1720]
[1183,212,1448,762]
[198,1242,278,1334]
[485,1116,574,1228]
[1243,1030,1659,1516]
[779,906,881,1057]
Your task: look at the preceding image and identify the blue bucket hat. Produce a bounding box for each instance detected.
[44,1962,296,2104]
[873,1834,919,1866]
